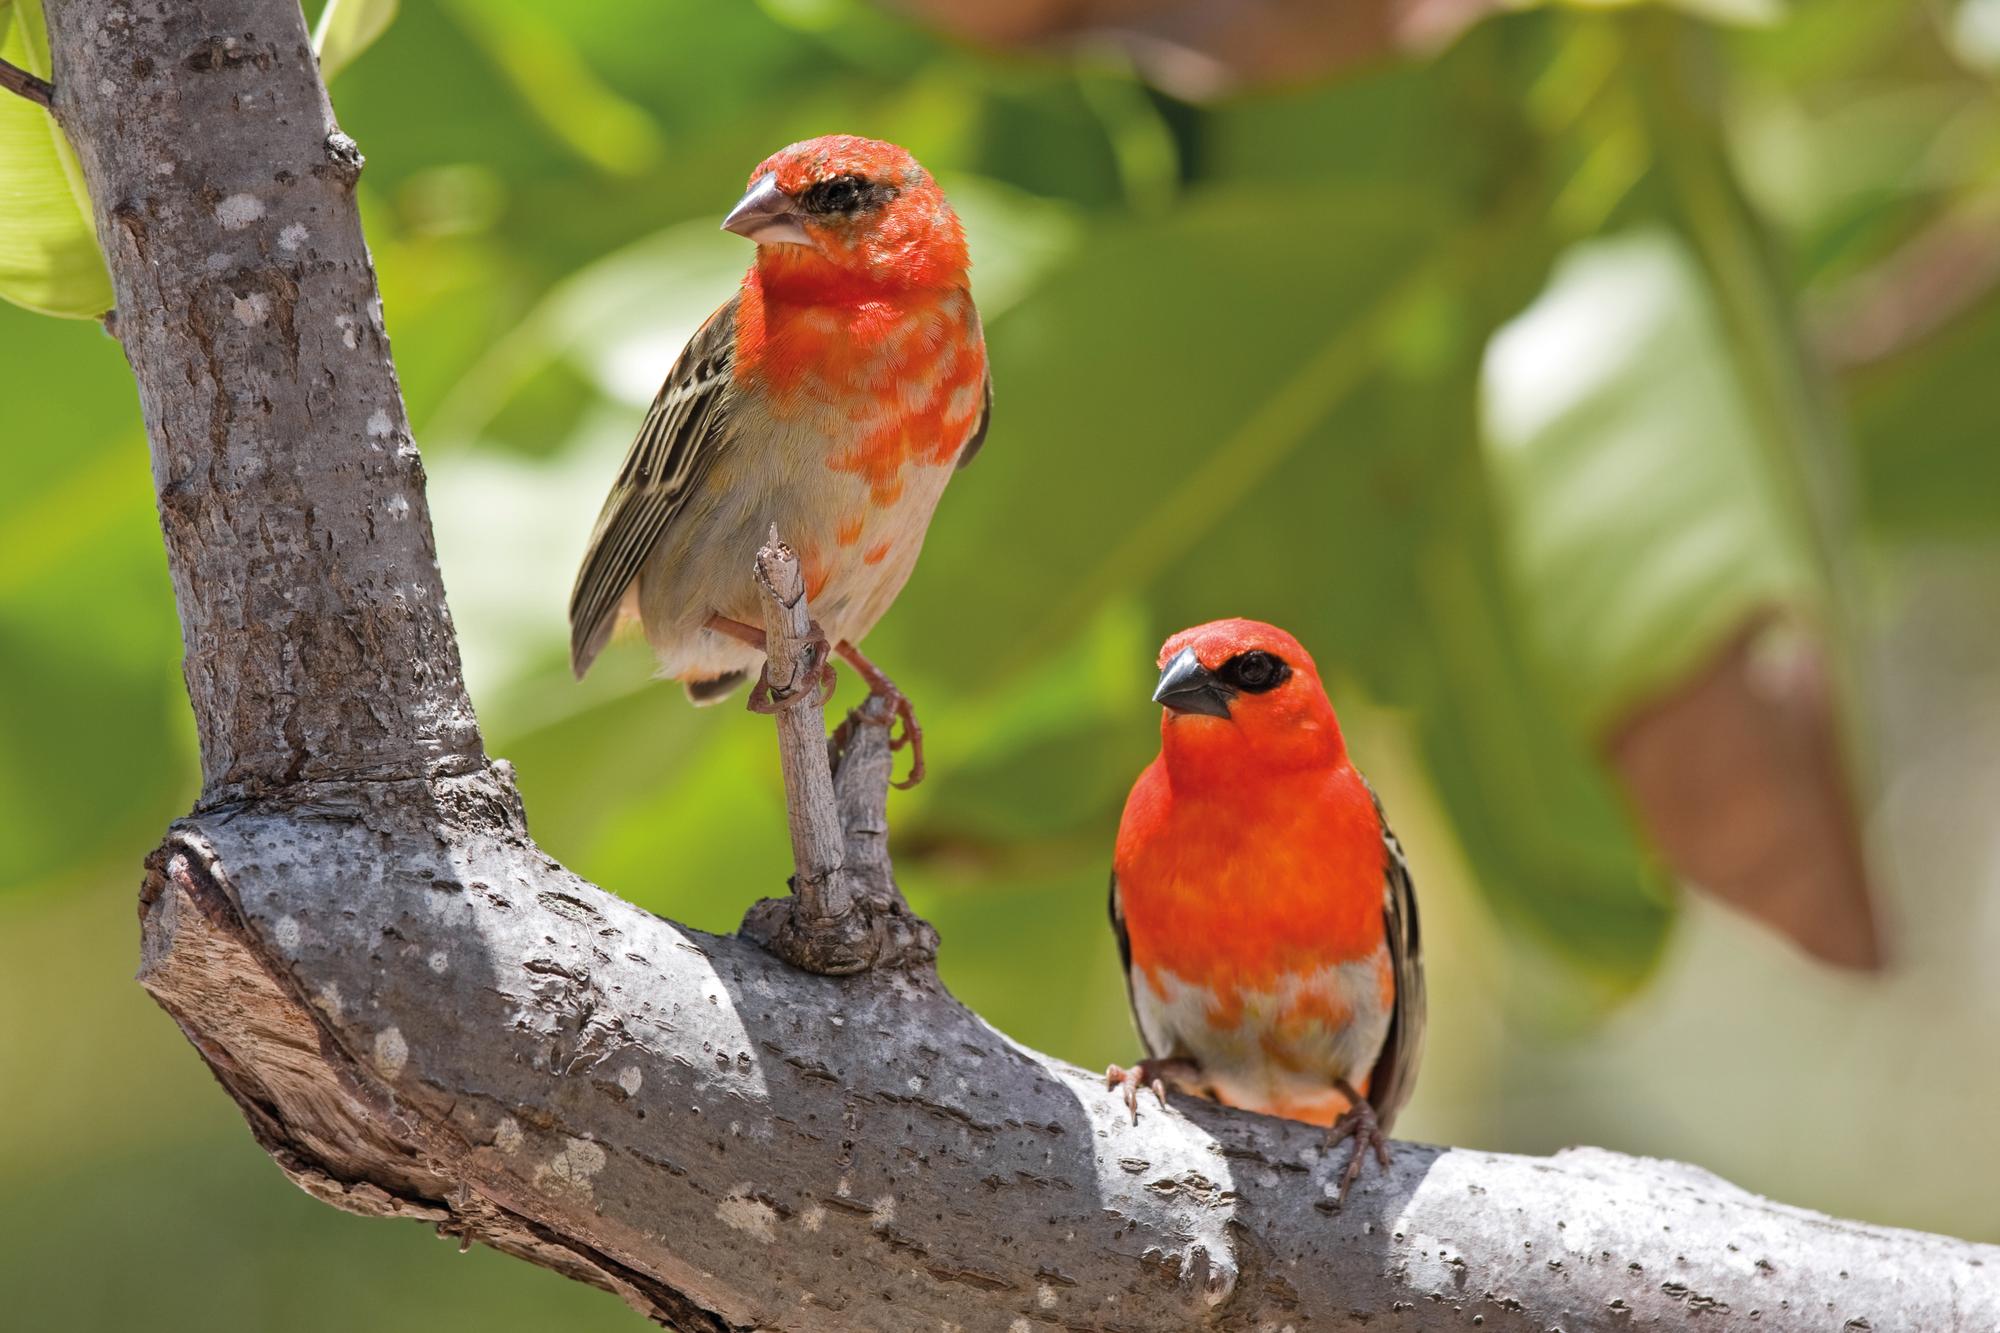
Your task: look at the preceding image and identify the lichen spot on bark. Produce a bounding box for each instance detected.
[216,193,265,229]
[717,1188,778,1243]
[373,1026,408,1078]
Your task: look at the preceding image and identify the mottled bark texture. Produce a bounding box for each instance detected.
[47,0,2000,1329]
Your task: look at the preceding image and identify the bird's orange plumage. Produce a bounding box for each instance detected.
[567,134,991,775]
[728,136,986,568]
[1110,619,1422,1140]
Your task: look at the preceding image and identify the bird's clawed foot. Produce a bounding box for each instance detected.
[834,641,924,788]
[713,613,837,714]
[1105,1057,1201,1126]
[1324,1079,1393,1206]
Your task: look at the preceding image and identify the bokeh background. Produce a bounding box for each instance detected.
[6,0,2000,1326]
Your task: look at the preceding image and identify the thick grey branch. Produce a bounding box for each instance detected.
[136,808,2000,1332]
[50,0,484,807]
[46,0,2000,1329]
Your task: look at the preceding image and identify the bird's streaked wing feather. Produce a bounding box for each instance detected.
[568,298,739,677]
[1363,781,1425,1133]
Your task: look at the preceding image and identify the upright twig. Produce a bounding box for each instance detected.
[744,527,884,974]
[0,57,54,107]
[752,527,854,925]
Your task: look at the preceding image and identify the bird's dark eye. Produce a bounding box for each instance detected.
[1223,650,1288,693]
[801,173,869,216]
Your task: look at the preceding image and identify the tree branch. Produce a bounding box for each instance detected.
[0,55,54,106]
[44,0,2000,1329]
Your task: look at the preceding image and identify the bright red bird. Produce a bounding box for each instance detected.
[1107,619,1424,1200]
[568,136,990,785]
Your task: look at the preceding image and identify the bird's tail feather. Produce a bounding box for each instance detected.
[684,670,749,705]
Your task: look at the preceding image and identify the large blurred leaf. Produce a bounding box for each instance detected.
[1483,229,1881,969]
[440,0,665,177]
[313,0,399,81]
[0,0,111,318]
[1482,229,1816,727]
[1847,287,2000,537]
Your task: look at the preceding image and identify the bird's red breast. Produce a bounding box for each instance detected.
[733,272,986,509]
[1118,619,1387,980]
[1117,756,1389,999]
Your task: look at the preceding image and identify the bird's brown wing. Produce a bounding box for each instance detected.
[1362,781,1425,1133]
[567,297,740,678]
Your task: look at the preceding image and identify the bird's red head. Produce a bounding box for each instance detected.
[722,135,969,297]
[1151,619,1348,777]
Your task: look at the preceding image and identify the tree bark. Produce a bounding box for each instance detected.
[44,0,2000,1329]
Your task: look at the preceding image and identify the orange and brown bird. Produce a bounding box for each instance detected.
[1107,619,1424,1199]
[568,136,990,784]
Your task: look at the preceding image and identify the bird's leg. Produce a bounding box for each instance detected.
[1104,1057,1202,1126]
[705,613,767,651]
[710,613,836,713]
[833,640,924,788]
[1323,1077,1392,1206]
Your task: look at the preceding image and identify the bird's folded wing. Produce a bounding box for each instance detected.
[568,297,740,677]
[1109,871,1169,1061]
[1364,782,1425,1132]
[954,305,992,470]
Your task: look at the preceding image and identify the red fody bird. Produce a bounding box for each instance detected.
[568,136,990,784]
[1107,619,1424,1200]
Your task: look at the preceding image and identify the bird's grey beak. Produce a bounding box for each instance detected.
[1153,648,1234,719]
[721,174,814,248]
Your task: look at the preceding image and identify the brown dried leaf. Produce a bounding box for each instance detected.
[1608,617,1884,971]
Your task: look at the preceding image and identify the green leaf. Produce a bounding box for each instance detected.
[438,0,664,177]
[0,0,112,319]
[1481,229,1818,730]
[1541,0,1785,25]
[313,0,400,82]
[1850,289,2000,537]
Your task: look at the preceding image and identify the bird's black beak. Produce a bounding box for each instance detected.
[1153,647,1234,719]
[721,173,814,248]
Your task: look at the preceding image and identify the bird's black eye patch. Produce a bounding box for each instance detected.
[1220,650,1289,694]
[799,173,891,217]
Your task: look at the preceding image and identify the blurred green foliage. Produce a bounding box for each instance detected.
[6,0,2000,1326]
[312,0,398,82]
[0,0,111,315]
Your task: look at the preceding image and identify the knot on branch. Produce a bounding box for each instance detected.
[739,528,937,976]
[321,130,365,186]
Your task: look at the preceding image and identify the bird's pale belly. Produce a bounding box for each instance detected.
[1132,948,1393,1126]
[635,427,958,682]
